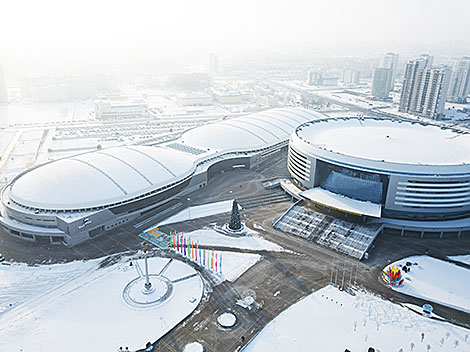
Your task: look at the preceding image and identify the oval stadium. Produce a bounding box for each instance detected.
[285,116,470,241]
[0,108,323,246]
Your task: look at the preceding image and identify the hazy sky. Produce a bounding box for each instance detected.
[1,0,469,78]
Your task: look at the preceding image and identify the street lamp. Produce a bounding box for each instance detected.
[187,197,191,220]
[142,243,152,291]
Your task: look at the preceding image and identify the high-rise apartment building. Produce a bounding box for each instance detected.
[378,52,399,92]
[371,67,392,99]
[418,54,434,69]
[399,57,450,119]
[0,67,8,104]
[209,53,220,75]
[307,70,323,85]
[447,57,470,103]
[340,69,360,84]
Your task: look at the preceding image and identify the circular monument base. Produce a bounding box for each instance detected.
[222,223,247,236]
[217,312,237,328]
[123,274,173,308]
[183,342,205,352]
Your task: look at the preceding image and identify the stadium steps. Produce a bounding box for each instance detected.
[274,201,382,260]
[238,192,292,209]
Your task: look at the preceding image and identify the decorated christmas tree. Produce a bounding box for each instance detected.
[228,199,242,230]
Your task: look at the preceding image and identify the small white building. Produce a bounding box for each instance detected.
[95,99,148,120]
[212,90,242,104]
[176,92,213,107]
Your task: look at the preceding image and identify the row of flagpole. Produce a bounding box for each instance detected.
[171,231,222,275]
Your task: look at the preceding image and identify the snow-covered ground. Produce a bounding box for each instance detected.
[0,101,94,126]
[158,199,235,226]
[448,254,470,266]
[384,255,470,313]
[218,251,261,282]
[244,285,470,352]
[0,259,101,316]
[180,228,283,252]
[0,131,15,155]
[0,256,203,351]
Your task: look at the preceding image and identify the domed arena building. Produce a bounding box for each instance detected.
[286,116,470,238]
[0,108,323,246]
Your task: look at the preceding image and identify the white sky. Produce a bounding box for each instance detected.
[1,0,469,76]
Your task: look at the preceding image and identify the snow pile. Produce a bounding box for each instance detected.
[253,223,265,231]
[183,342,204,352]
[237,296,255,309]
[384,255,470,312]
[448,254,470,266]
[0,257,203,351]
[244,285,470,352]
[178,228,283,252]
[158,199,235,226]
[0,259,101,315]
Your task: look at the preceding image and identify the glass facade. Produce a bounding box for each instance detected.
[321,171,383,203]
[315,160,387,204]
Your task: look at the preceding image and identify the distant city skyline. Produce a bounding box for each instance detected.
[1,0,470,79]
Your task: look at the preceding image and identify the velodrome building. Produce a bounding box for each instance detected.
[0,108,322,246]
[287,116,470,237]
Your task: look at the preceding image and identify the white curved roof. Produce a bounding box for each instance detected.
[180,108,323,151]
[9,146,195,210]
[8,108,325,211]
[295,117,470,167]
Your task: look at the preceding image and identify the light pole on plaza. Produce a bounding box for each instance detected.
[142,243,152,291]
[187,197,191,220]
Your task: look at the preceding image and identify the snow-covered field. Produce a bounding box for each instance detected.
[180,228,283,252]
[448,254,470,266]
[384,255,470,312]
[0,102,93,126]
[0,256,203,351]
[0,259,101,315]
[158,199,235,226]
[244,285,470,352]
[0,131,15,155]
[218,251,261,282]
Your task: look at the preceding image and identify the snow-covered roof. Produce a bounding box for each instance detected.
[300,188,382,218]
[9,146,195,210]
[180,108,323,152]
[7,108,324,211]
[295,117,470,166]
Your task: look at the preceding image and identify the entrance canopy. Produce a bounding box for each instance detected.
[300,188,382,218]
